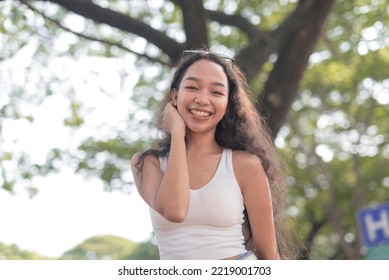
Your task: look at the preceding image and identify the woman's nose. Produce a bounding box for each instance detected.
[194,90,210,105]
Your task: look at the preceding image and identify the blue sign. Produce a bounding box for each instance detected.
[357,202,389,247]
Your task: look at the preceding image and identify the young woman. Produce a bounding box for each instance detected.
[131,49,295,260]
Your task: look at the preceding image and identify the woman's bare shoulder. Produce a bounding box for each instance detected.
[232,150,266,190]
[232,150,263,169]
[130,152,163,199]
[131,152,159,167]
[130,152,160,180]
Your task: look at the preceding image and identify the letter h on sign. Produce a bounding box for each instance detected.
[357,203,389,247]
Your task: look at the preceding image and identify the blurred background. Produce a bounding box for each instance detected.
[0,0,388,260]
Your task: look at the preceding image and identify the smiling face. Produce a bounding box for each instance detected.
[172,59,229,135]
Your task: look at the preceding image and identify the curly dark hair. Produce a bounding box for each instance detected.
[134,49,298,259]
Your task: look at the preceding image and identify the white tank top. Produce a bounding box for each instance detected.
[149,148,247,259]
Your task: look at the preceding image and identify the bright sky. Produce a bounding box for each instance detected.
[0,40,154,258]
[0,175,153,258]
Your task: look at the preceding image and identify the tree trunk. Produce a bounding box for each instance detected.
[257,0,336,138]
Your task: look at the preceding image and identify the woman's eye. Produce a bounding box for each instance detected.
[212,91,224,96]
[186,86,198,91]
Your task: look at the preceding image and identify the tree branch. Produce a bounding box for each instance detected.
[258,0,336,139]
[202,9,276,82]
[174,0,208,49]
[33,0,184,62]
[24,0,336,141]
[19,0,173,67]
[205,9,266,40]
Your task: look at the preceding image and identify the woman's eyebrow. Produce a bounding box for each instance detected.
[184,76,226,88]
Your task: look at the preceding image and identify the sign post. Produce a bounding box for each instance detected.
[357,202,389,259]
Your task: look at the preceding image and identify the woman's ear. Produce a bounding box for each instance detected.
[171,89,178,107]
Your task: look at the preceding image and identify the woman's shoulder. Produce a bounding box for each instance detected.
[232,150,262,167]
[231,150,267,192]
[131,152,160,170]
[231,150,265,179]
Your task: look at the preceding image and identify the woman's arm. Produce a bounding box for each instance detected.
[233,151,279,260]
[131,103,190,223]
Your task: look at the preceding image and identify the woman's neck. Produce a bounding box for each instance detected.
[185,130,221,156]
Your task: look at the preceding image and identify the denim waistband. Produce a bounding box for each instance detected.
[235,251,257,260]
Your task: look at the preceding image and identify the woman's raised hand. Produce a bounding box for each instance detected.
[162,102,186,137]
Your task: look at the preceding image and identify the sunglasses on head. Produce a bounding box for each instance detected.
[182,50,235,63]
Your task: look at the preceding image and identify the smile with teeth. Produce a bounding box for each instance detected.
[189,109,212,118]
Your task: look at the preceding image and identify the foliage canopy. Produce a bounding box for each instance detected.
[1,0,388,259]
